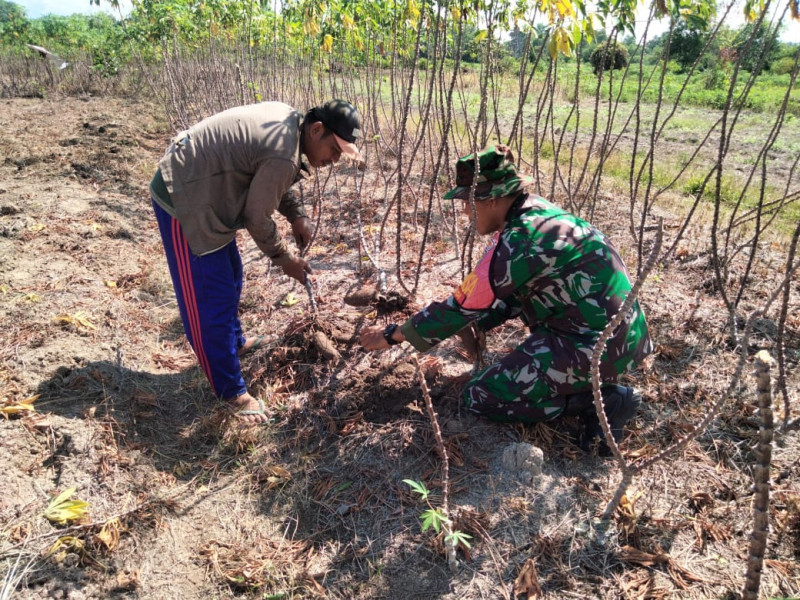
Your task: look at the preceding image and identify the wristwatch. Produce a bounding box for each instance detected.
[382,323,401,346]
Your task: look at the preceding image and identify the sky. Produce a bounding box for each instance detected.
[16,0,800,43]
[19,0,132,19]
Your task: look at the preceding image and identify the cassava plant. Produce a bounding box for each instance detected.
[405,354,471,572]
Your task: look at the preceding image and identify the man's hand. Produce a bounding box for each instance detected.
[359,325,389,351]
[359,324,404,351]
[281,256,312,283]
[291,217,314,251]
[456,323,486,362]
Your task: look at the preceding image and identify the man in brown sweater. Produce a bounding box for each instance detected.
[150,99,362,423]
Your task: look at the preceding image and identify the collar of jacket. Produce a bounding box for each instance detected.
[295,116,309,182]
[504,192,532,223]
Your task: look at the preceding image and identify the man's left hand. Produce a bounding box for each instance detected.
[291,217,314,251]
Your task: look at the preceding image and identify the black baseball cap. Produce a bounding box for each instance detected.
[312,99,363,160]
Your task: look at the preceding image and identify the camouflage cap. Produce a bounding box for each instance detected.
[443,144,534,200]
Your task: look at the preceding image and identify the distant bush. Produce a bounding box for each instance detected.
[703,66,727,90]
[771,56,797,76]
[589,41,629,76]
[497,55,518,75]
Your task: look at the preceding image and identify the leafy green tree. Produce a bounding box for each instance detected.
[460,24,483,63]
[731,21,780,73]
[0,0,23,22]
[0,0,28,43]
[670,21,705,69]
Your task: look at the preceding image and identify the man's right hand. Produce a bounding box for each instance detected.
[281,256,312,283]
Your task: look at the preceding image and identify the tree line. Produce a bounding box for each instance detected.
[1,0,797,78]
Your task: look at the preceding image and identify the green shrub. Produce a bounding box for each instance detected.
[589,41,629,76]
[703,66,727,91]
[497,55,518,75]
[772,56,797,76]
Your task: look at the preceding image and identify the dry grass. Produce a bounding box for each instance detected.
[0,94,797,600]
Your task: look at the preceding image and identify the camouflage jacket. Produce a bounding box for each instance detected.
[400,194,652,374]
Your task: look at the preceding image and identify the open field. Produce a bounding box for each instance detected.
[0,94,799,600]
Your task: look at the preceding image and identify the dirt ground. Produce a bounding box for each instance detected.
[0,95,799,600]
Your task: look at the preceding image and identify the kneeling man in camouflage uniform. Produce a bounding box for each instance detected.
[359,145,653,451]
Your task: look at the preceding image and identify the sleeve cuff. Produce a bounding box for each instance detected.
[400,318,433,352]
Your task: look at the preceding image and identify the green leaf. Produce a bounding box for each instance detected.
[333,481,352,494]
[403,479,429,500]
[420,508,447,533]
[570,21,581,45]
[446,530,473,548]
[548,35,558,60]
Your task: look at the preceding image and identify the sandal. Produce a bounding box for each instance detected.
[236,397,266,417]
[228,394,270,424]
[238,335,268,357]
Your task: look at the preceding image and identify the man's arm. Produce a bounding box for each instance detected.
[277,188,307,223]
[278,188,313,250]
[242,159,297,266]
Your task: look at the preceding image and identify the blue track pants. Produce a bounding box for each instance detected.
[152,200,248,399]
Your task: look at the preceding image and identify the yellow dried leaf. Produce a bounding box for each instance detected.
[94,518,123,551]
[267,465,291,478]
[0,395,38,418]
[22,292,42,303]
[54,311,96,331]
[556,28,572,57]
[44,487,90,525]
[28,223,45,232]
[280,293,300,307]
[618,490,642,517]
[104,280,117,288]
[46,535,85,559]
[0,284,8,293]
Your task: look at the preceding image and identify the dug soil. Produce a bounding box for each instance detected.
[1,96,798,599]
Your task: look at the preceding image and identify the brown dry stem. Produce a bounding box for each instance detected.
[741,350,775,600]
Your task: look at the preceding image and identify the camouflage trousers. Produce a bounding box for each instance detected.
[463,328,622,423]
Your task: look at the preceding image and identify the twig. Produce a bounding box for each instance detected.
[304,277,317,313]
[0,533,34,600]
[598,243,795,527]
[356,211,386,293]
[592,219,663,468]
[741,350,774,600]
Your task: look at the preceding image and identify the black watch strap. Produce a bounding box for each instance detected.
[383,323,400,346]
